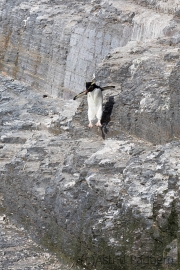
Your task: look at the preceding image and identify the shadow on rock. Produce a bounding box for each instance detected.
[101,96,115,139]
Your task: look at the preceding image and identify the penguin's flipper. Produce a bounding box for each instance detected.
[73,91,87,100]
[101,86,115,91]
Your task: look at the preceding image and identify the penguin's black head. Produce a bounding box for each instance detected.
[86,82,99,93]
[86,82,92,89]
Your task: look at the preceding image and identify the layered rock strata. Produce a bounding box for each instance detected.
[0,0,179,96]
[0,74,179,270]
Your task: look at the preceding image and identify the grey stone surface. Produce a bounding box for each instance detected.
[94,41,180,144]
[132,0,180,14]
[0,198,81,270]
[0,0,178,96]
[0,74,179,270]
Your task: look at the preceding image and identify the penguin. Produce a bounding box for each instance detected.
[86,82,103,128]
[73,81,115,128]
[23,17,30,27]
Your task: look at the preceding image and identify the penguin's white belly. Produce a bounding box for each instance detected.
[87,88,103,121]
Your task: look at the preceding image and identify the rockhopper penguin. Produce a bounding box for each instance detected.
[73,82,115,128]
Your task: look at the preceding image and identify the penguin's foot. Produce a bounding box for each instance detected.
[95,121,102,127]
[88,122,93,128]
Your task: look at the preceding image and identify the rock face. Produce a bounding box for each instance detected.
[0,0,180,270]
[96,43,180,144]
[0,202,72,270]
[0,0,179,96]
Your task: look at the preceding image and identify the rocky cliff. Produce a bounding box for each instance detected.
[0,0,180,269]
